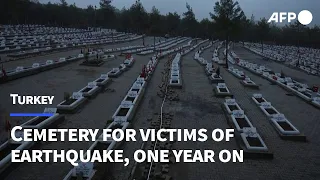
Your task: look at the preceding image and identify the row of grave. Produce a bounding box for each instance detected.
[62,40,198,179]
[212,41,228,65]
[1,32,125,51]
[195,46,306,159]
[5,34,139,59]
[0,44,144,83]
[1,36,190,81]
[244,43,320,76]
[0,25,110,37]
[194,44,271,156]
[137,37,194,55]
[0,30,119,45]
[169,39,210,87]
[0,54,138,174]
[229,50,320,109]
[1,33,136,54]
[223,46,307,141]
[124,37,189,55]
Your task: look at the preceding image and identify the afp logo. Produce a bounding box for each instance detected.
[268,10,313,25]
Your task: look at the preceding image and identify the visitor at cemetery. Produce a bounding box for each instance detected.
[216,66,220,77]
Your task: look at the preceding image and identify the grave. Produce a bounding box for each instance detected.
[214,83,233,97]
[79,82,101,98]
[119,64,127,71]
[259,102,280,117]
[112,101,134,122]
[241,77,259,89]
[108,68,121,78]
[57,92,87,113]
[209,73,224,83]
[269,114,306,141]
[169,73,182,88]
[223,99,242,114]
[240,127,268,152]
[123,56,135,67]
[251,94,267,105]
[230,69,245,79]
[94,74,111,87]
[231,110,254,132]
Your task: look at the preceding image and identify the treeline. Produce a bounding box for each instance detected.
[1,0,320,48]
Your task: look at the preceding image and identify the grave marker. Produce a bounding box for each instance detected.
[272,114,286,121]
[261,102,271,108]
[32,63,40,68]
[114,116,127,124]
[253,94,262,98]
[217,83,226,88]
[72,92,82,99]
[232,110,244,118]
[44,108,57,114]
[128,91,138,97]
[226,99,236,105]
[46,60,53,65]
[16,66,24,72]
[100,74,108,79]
[121,100,133,108]
[87,82,96,88]
[243,127,257,137]
[74,162,94,178]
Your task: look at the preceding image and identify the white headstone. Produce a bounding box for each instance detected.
[114,116,127,124]
[225,99,236,105]
[59,57,66,62]
[74,162,94,178]
[218,83,226,88]
[72,92,82,99]
[261,102,271,108]
[87,82,96,88]
[46,60,53,65]
[100,74,108,79]
[128,91,138,98]
[232,110,244,118]
[32,63,40,68]
[253,93,262,99]
[243,127,257,137]
[121,100,133,108]
[313,97,320,103]
[263,72,269,77]
[136,77,145,84]
[285,77,292,82]
[44,108,57,114]
[132,83,142,90]
[16,66,24,72]
[272,114,286,122]
[245,77,251,82]
[298,87,306,92]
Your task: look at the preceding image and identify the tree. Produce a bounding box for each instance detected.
[210,0,245,68]
[257,18,270,53]
[182,3,198,37]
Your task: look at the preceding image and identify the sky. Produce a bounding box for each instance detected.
[39,0,320,26]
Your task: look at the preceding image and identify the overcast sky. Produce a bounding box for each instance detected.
[39,0,320,26]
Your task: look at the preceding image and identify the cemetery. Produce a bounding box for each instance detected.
[1,0,320,179]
